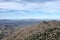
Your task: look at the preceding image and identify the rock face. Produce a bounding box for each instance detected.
[1,20,60,40]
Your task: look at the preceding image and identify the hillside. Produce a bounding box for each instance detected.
[2,20,60,40]
[0,25,14,40]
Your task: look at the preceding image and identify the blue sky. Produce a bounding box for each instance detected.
[0,0,60,19]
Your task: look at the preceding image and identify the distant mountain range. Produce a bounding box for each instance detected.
[0,19,40,29]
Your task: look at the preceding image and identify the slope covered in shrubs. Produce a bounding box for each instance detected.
[3,20,60,40]
[25,28,60,40]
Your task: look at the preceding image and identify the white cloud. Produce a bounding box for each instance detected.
[0,2,24,10]
[0,1,60,12]
[41,1,60,12]
[0,9,10,11]
[0,0,22,2]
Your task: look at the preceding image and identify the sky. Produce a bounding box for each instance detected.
[0,0,60,19]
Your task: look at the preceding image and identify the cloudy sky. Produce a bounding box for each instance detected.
[0,0,60,19]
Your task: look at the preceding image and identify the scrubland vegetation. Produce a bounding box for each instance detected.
[0,20,60,40]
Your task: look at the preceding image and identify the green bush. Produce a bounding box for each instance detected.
[0,33,4,40]
[25,28,60,40]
